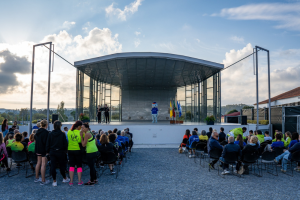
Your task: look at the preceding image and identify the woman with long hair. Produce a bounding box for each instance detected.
[80,123,99,185]
[67,120,83,186]
[180,129,191,148]
[1,119,8,137]
[0,132,10,171]
[98,134,118,175]
[284,131,292,147]
[46,120,69,187]
[234,134,246,150]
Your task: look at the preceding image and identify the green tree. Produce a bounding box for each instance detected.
[242,105,254,109]
[226,109,238,115]
[57,101,68,122]
[33,113,47,120]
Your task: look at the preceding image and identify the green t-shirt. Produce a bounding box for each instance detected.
[11,141,25,152]
[86,135,98,154]
[67,130,82,151]
[28,142,35,153]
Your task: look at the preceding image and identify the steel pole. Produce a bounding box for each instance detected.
[29,46,35,134]
[267,50,271,136]
[255,46,259,131]
[47,43,52,130]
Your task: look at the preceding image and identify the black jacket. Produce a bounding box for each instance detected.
[34,128,49,155]
[222,142,241,158]
[46,130,68,153]
[98,142,118,155]
[219,132,226,143]
[241,143,259,160]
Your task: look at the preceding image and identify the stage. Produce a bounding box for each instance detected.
[19,122,269,146]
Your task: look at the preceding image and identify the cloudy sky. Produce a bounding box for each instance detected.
[0,0,299,109]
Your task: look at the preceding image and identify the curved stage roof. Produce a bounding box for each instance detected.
[74,52,223,88]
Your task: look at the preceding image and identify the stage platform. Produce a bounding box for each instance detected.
[19,122,269,146]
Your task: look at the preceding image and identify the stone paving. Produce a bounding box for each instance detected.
[0,148,300,199]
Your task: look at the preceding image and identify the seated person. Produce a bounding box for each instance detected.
[125,128,133,152]
[121,130,129,145]
[271,134,284,149]
[5,134,15,148]
[22,131,29,146]
[288,132,299,149]
[264,131,272,142]
[180,129,191,148]
[116,130,125,144]
[208,131,223,169]
[28,133,35,146]
[218,127,226,143]
[272,131,285,143]
[11,133,27,152]
[236,135,259,175]
[207,127,213,139]
[28,139,36,153]
[98,134,118,174]
[234,134,246,150]
[275,132,300,173]
[284,131,292,148]
[188,131,199,158]
[199,130,208,141]
[244,130,253,144]
[219,136,241,175]
[256,130,264,144]
[96,134,101,146]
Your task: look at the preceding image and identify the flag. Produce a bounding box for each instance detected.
[177,101,182,117]
[169,101,173,118]
[173,101,176,118]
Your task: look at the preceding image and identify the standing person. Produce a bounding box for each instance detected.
[13,121,19,130]
[1,119,8,137]
[0,132,11,172]
[97,105,102,124]
[46,120,70,187]
[63,127,68,141]
[151,102,159,123]
[104,104,109,124]
[67,121,83,186]
[34,120,50,185]
[80,123,98,185]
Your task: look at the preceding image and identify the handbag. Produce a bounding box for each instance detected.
[178,148,183,154]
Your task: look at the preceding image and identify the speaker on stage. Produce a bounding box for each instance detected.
[52,114,58,124]
[239,116,247,125]
[227,116,238,123]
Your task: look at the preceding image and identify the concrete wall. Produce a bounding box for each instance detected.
[121,88,176,121]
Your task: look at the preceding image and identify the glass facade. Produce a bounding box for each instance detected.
[76,69,221,122]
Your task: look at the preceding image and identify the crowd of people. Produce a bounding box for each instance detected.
[179,126,300,175]
[0,119,133,186]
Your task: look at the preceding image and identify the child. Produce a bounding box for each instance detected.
[28,133,35,146]
[264,131,272,141]
[5,134,14,148]
[271,134,284,149]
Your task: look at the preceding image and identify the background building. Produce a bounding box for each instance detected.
[74,52,223,122]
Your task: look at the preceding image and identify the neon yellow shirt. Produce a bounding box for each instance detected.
[67,130,82,151]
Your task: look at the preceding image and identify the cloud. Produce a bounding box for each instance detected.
[221,43,300,105]
[0,27,122,109]
[158,42,175,51]
[135,31,141,36]
[105,0,143,22]
[230,36,244,44]
[215,3,300,31]
[0,50,31,93]
[134,39,140,47]
[196,38,200,43]
[62,21,76,29]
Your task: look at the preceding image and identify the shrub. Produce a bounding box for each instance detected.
[205,115,216,122]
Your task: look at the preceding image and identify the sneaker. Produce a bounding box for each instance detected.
[34,177,42,183]
[209,164,215,170]
[110,170,116,175]
[294,167,300,171]
[52,182,57,187]
[40,180,50,185]
[78,180,84,186]
[62,177,70,183]
[238,166,245,175]
[221,170,230,175]
[84,181,95,186]
[6,168,11,172]
[189,155,192,158]
[69,182,73,187]
[281,169,287,173]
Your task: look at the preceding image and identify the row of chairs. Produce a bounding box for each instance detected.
[184,141,300,178]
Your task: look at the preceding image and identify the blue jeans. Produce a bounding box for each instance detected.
[152,114,157,123]
[275,151,290,171]
[219,157,228,170]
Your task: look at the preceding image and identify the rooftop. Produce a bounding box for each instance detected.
[256,86,300,105]
[74,52,223,88]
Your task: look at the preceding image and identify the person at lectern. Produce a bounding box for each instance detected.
[104,104,109,124]
[97,105,102,123]
[151,102,158,123]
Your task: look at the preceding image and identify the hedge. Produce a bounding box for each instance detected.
[247,120,269,125]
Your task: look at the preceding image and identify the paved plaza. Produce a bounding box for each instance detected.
[0,148,300,200]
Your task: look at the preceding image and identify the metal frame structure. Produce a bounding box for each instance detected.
[29,42,53,133]
[254,46,271,134]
